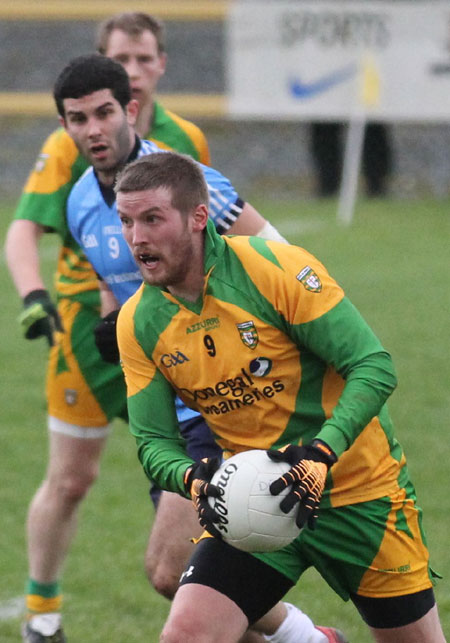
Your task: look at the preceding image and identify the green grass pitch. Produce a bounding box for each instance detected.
[0,196,449,641]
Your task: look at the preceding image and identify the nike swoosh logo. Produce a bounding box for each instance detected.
[290,64,357,99]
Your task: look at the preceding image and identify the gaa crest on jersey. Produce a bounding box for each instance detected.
[64,389,78,406]
[296,266,322,293]
[236,321,258,349]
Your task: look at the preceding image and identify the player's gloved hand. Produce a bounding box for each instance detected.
[267,440,337,530]
[184,457,223,539]
[18,289,63,347]
[94,309,120,364]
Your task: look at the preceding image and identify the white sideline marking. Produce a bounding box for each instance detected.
[0,596,25,620]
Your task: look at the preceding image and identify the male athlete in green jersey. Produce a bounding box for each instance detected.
[6,14,341,643]
[116,152,445,643]
[5,14,211,642]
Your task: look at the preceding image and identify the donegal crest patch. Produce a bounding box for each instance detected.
[64,389,78,406]
[296,266,322,293]
[236,320,258,349]
[34,153,49,173]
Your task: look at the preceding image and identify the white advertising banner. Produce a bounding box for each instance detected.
[227,1,450,121]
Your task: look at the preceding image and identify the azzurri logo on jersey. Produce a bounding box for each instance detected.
[160,351,190,368]
[186,317,220,334]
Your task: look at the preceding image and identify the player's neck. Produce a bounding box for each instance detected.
[135,99,154,138]
[168,248,205,303]
[168,274,204,303]
[96,134,138,188]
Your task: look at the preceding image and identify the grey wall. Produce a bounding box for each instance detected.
[1,18,450,203]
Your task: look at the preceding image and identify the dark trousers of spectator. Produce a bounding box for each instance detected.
[310,122,393,197]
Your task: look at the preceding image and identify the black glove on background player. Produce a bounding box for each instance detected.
[94,309,120,364]
[267,440,337,530]
[19,289,63,347]
[184,457,223,539]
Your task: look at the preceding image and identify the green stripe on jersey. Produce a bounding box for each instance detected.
[205,239,290,333]
[248,236,284,269]
[134,288,182,359]
[151,103,202,161]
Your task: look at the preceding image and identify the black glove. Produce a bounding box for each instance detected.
[267,440,337,530]
[184,457,223,539]
[94,309,120,364]
[18,289,63,347]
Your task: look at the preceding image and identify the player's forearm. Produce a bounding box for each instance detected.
[4,220,46,297]
[98,280,120,317]
[130,407,194,495]
[292,296,397,456]
[228,202,287,242]
[315,351,397,456]
[123,363,194,495]
[136,434,194,497]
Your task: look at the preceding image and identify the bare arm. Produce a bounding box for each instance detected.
[4,219,46,297]
[98,280,120,317]
[227,202,265,235]
[228,202,287,242]
[94,281,121,364]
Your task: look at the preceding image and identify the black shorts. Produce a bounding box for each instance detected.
[179,537,293,625]
[351,588,436,628]
[179,537,436,628]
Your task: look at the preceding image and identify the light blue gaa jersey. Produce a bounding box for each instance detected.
[68,137,244,422]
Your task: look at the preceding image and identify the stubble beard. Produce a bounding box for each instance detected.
[143,229,195,292]
[91,120,132,184]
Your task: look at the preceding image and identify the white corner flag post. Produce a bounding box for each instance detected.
[337,54,381,225]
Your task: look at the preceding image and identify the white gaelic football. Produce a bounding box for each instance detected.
[208,449,301,552]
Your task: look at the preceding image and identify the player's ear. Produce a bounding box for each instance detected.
[191,204,208,232]
[126,99,139,126]
[158,52,168,76]
[58,115,66,129]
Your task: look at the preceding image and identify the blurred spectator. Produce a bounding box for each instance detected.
[310,122,393,197]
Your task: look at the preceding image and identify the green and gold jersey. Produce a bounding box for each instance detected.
[118,221,405,508]
[14,101,210,307]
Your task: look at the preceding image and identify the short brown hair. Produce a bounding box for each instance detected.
[115,152,209,215]
[96,12,166,55]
